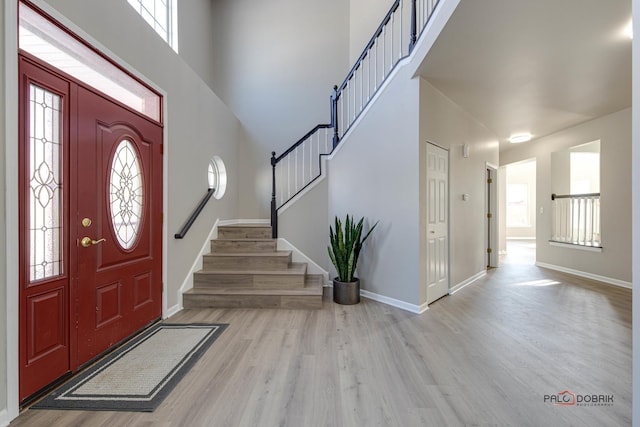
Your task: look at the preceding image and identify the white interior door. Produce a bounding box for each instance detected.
[426,143,449,304]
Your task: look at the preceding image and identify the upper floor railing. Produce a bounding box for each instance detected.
[550,193,601,248]
[270,0,441,238]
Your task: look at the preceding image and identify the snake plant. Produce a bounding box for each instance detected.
[328,215,378,283]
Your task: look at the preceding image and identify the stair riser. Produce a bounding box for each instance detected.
[184,223,322,310]
[194,273,305,289]
[218,227,272,239]
[211,240,277,253]
[203,255,291,271]
[183,294,322,310]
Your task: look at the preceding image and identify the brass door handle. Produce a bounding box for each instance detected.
[81,237,107,247]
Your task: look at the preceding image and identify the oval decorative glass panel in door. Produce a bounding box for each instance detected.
[109,139,143,250]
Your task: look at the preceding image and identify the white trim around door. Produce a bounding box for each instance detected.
[486,162,499,268]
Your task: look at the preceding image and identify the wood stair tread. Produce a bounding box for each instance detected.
[219,224,271,228]
[195,262,306,276]
[184,283,322,296]
[217,225,272,239]
[203,251,291,258]
[214,238,275,241]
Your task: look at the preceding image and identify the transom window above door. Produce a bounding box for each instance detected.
[18,1,161,122]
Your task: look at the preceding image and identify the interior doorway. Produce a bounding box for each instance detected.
[502,159,537,265]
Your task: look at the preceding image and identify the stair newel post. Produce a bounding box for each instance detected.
[270,151,278,239]
[409,0,417,52]
[331,85,340,149]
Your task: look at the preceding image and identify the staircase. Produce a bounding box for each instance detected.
[269,0,441,237]
[183,224,323,309]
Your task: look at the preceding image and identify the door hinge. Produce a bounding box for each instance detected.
[487,178,493,184]
[487,212,492,219]
[487,247,493,254]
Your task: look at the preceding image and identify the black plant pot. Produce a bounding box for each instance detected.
[333,278,360,305]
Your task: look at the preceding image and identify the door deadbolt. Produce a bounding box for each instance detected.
[81,218,92,227]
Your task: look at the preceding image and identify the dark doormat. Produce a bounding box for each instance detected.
[32,323,228,412]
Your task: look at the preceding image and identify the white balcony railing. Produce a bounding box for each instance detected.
[550,193,601,247]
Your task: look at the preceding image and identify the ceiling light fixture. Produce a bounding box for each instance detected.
[509,133,532,144]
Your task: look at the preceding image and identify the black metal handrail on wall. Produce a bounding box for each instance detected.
[270,0,440,238]
[175,188,215,239]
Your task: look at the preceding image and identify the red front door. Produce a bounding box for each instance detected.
[19,56,163,401]
[75,86,163,364]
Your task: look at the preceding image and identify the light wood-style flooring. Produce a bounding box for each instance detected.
[12,245,631,426]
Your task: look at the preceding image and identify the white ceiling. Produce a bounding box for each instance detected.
[416,0,632,152]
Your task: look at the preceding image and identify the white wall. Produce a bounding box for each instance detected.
[1,0,243,419]
[312,73,501,307]
[349,0,393,63]
[419,80,499,299]
[177,0,216,90]
[501,108,632,284]
[210,0,349,218]
[279,179,329,271]
[631,0,639,423]
[328,65,421,305]
[550,140,600,196]
[272,0,465,308]
[0,1,7,419]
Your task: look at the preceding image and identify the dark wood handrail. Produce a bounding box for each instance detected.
[175,188,215,239]
[551,193,600,200]
[337,0,402,94]
[274,123,333,164]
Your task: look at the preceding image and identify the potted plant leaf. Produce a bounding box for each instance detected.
[328,214,378,305]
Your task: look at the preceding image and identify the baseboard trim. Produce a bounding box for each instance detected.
[277,238,329,285]
[164,304,181,319]
[0,409,9,427]
[359,289,427,314]
[535,262,632,289]
[450,270,487,295]
[173,219,221,315]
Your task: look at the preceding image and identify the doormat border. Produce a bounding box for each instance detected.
[31,322,228,412]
